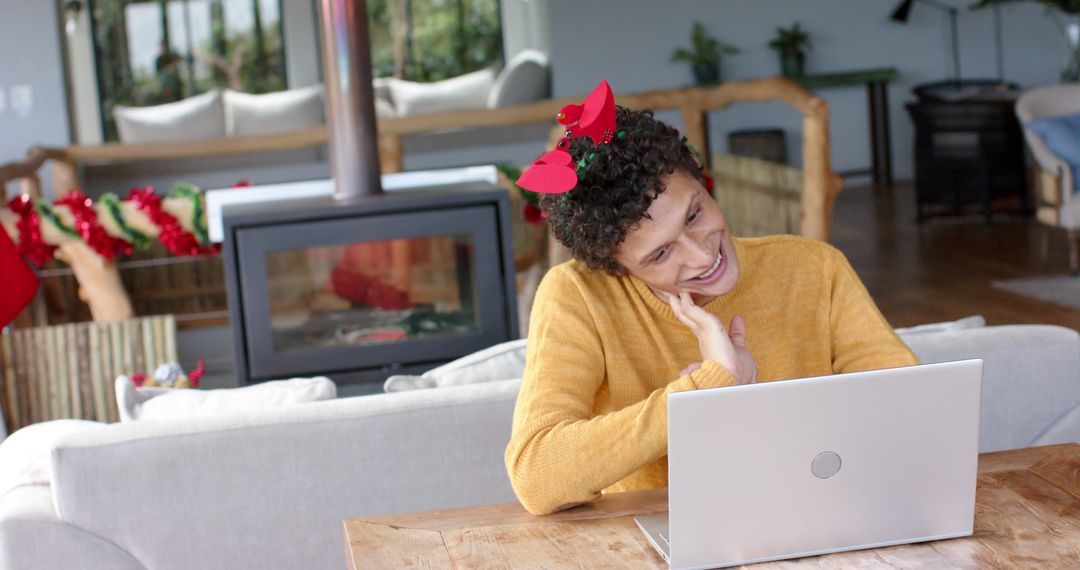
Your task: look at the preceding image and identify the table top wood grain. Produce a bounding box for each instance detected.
[344,443,1080,568]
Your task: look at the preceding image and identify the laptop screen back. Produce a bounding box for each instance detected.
[666,360,982,569]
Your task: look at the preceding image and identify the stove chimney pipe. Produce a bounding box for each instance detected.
[317,0,383,200]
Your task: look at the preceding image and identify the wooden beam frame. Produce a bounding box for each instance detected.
[5,78,839,325]
[35,76,839,238]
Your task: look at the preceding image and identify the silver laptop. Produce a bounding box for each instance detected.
[636,360,982,569]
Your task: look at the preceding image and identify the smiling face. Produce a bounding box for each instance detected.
[613,169,740,304]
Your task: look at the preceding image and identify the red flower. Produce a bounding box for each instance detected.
[231,180,253,188]
[188,359,205,388]
[523,203,545,225]
[131,373,146,387]
[703,173,715,196]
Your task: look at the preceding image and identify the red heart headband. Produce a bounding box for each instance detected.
[516,80,617,195]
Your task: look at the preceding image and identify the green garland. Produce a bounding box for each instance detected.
[166,182,212,245]
[35,201,81,240]
[99,192,152,249]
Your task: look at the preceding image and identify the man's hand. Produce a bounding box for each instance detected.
[667,291,756,385]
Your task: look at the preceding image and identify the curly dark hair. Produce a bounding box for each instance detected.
[540,106,705,275]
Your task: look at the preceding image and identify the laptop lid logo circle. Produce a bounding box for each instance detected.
[811,451,842,479]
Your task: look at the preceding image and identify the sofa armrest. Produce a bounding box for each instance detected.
[900,325,1080,452]
[0,485,143,570]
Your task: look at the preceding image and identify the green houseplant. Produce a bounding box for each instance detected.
[671,22,739,85]
[769,22,812,77]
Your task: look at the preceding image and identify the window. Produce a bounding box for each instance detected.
[366,0,503,81]
[89,0,287,141]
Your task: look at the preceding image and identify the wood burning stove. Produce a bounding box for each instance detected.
[216,0,517,394]
[221,184,518,392]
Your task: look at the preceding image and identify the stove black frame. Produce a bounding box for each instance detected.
[221,182,519,389]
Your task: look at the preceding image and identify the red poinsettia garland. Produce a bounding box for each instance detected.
[127,187,220,257]
[54,191,132,260]
[7,194,56,267]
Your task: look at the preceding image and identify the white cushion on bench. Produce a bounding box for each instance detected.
[113,90,225,144]
[223,85,325,137]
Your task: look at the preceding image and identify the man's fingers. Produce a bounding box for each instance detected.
[729,314,747,348]
[678,291,718,330]
[666,292,698,331]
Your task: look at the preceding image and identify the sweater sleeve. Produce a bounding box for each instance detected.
[828,247,920,373]
[505,267,734,515]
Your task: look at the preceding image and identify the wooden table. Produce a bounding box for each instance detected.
[796,67,899,189]
[344,444,1080,568]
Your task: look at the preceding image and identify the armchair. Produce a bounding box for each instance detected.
[1015,84,1080,272]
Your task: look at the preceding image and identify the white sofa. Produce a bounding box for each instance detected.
[1,321,1078,570]
[85,50,552,197]
[111,49,551,145]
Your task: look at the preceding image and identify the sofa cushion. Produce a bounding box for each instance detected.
[894,315,985,336]
[0,420,105,499]
[113,90,225,144]
[374,97,396,119]
[384,338,527,392]
[487,49,549,109]
[900,324,1080,451]
[387,68,495,116]
[223,85,325,137]
[1026,112,1080,194]
[115,376,337,421]
[372,77,393,103]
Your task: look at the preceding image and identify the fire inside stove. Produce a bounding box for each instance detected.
[266,235,478,350]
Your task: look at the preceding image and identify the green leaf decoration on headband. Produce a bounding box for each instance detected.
[685,140,706,165]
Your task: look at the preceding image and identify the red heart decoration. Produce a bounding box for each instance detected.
[558,103,584,125]
[575,81,616,145]
[518,80,617,194]
[535,149,573,167]
[516,149,578,194]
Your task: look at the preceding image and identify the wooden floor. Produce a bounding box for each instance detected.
[831,181,1080,331]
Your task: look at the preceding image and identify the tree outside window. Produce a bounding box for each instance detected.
[366,0,503,81]
[88,0,503,141]
[90,0,286,141]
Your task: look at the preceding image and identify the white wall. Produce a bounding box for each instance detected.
[283,0,322,87]
[0,0,71,198]
[501,0,552,58]
[547,0,1067,181]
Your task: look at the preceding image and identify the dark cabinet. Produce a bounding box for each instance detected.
[906,95,1028,223]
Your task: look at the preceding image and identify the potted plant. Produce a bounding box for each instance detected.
[769,22,812,77]
[671,22,739,86]
[972,0,1080,81]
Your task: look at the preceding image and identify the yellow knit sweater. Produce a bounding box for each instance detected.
[505,236,919,515]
